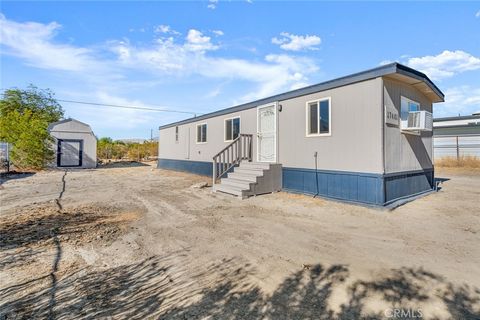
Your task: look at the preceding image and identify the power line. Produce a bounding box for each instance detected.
[0,90,201,116]
[56,99,200,116]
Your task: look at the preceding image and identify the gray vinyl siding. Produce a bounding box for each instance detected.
[160,77,384,174]
[383,78,433,173]
[159,108,258,163]
[278,77,383,173]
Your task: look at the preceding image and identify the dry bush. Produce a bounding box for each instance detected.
[435,155,480,168]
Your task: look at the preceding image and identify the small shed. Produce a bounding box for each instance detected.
[48,118,97,168]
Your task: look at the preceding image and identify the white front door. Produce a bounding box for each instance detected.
[257,103,277,162]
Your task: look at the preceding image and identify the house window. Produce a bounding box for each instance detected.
[401,96,420,119]
[306,98,330,136]
[225,117,240,141]
[400,96,420,135]
[175,126,179,142]
[196,123,207,143]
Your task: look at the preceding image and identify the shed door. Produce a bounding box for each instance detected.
[257,103,277,162]
[58,139,83,167]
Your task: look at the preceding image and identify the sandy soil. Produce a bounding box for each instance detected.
[0,163,479,319]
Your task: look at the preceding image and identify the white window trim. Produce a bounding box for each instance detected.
[400,96,421,136]
[256,102,277,163]
[224,116,241,142]
[196,123,208,144]
[305,97,332,137]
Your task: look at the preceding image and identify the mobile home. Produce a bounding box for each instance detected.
[158,63,444,206]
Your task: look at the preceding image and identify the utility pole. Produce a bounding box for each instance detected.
[150,129,153,141]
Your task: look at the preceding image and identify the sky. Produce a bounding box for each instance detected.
[1,1,479,139]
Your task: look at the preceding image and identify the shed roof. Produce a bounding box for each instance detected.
[48,118,93,133]
[159,62,444,130]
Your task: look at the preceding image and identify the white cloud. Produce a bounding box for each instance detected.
[476,10,480,18]
[271,32,321,51]
[185,29,218,52]
[379,60,393,66]
[1,14,320,110]
[112,40,319,101]
[207,0,218,9]
[154,24,180,35]
[212,30,224,36]
[60,91,166,138]
[406,50,480,80]
[93,92,156,128]
[436,86,480,117]
[155,24,170,33]
[204,85,223,98]
[0,13,98,72]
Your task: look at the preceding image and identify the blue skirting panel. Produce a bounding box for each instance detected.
[282,167,385,205]
[158,158,212,176]
[384,169,434,204]
[283,167,434,206]
[157,159,434,206]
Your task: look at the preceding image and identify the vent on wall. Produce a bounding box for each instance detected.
[402,111,433,131]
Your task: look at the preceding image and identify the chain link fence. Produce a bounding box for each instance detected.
[434,134,480,160]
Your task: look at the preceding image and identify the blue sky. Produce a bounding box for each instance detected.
[1,1,479,139]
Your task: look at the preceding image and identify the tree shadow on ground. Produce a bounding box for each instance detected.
[0,205,133,251]
[0,171,36,185]
[97,161,150,169]
[0,202,142,273]
[0,246,47,270]
[1,255,479,320]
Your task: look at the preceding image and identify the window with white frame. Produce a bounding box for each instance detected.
[196,123,207,143]
[400,96,420,119]
[224,117,240,141]
[306,98,330,136]
[175,126,179,142]
[400,96,420,131]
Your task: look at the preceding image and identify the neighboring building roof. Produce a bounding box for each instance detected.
[433,114,480,128]
[433,124,480,136]
[159,62,445,130]
[48,118,94,133]
[434,114,480,122]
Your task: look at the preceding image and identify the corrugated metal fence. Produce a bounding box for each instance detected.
[434,134,480,159]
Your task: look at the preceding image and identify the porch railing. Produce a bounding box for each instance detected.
[212,134,253,185]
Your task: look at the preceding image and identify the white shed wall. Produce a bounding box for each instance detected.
[49,120,97,168]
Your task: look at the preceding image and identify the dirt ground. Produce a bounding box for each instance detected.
[1,162,479,319]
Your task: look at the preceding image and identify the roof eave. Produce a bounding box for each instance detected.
[158,62,444,130]
[394,64,445,103]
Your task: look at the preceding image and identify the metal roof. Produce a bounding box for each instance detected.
[159,62,444,130]
[434,114,480,122]
[47,118,93,132]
